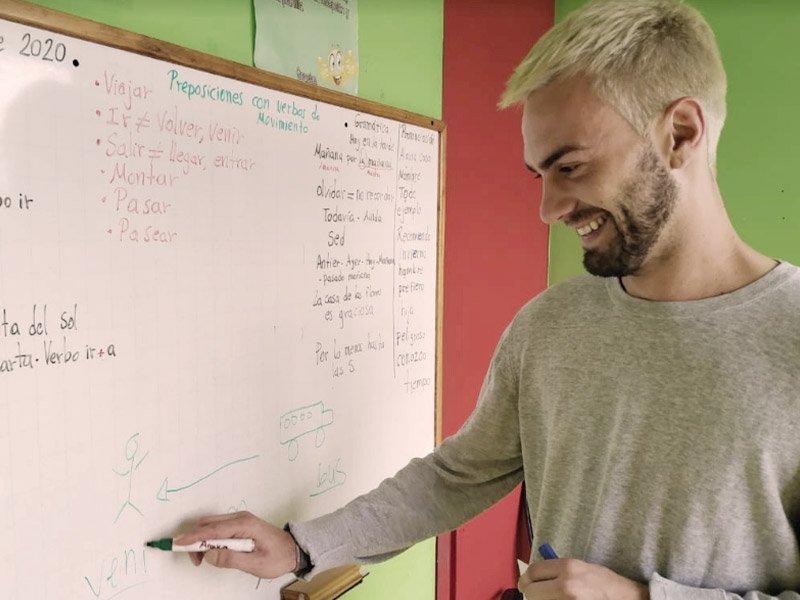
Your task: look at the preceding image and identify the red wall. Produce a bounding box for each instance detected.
[439,1,554,598]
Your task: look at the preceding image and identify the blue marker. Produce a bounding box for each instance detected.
[538,543,559,560]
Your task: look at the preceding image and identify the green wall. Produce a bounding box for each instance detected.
[31,0,257,65]
[549,0,800,284]
[27,0,441,598]
[29,0,442,119]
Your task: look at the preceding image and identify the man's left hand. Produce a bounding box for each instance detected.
[518,558,649,600]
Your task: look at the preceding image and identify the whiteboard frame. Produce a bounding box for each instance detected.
[0,0,447,446]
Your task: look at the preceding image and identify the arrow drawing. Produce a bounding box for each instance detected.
[157,454,260,502]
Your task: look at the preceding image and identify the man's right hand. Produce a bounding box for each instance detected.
[174,511,299,578]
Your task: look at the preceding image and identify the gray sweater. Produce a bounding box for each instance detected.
[291,262,800,599]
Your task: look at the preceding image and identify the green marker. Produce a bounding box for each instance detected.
[146,537,256,552]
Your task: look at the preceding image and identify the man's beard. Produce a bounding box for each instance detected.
[583,147,678,278]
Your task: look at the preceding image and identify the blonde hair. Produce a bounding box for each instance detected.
[499,0,727,168]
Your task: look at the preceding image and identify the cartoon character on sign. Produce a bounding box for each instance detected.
[318,46,357,87]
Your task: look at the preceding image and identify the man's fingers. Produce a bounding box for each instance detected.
[175,512,253,545]
[518,559,567,598]
[174,526,217,545]
[204,549,223,569]
[520,561,555,587]
[197,512,246,526]
[188,551,204,567]
[525,558,566,581]
[518,576,563,600]
[170,511,297,579]
[203,549,261,576]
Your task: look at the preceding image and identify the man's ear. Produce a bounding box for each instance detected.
[657,97,705,170]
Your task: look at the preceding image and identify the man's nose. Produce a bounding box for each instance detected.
[538,179,576,225]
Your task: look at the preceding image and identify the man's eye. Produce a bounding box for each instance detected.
[559,164,581,175]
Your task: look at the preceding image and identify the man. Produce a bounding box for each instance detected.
[178,1,800,597]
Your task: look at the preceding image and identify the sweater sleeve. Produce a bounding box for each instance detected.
[650,573,800,599]
[288,327,524,577]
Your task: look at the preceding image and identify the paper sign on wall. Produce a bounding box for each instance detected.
[254,0,359,95]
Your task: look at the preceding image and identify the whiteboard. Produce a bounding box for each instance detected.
[0,3,443,599]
